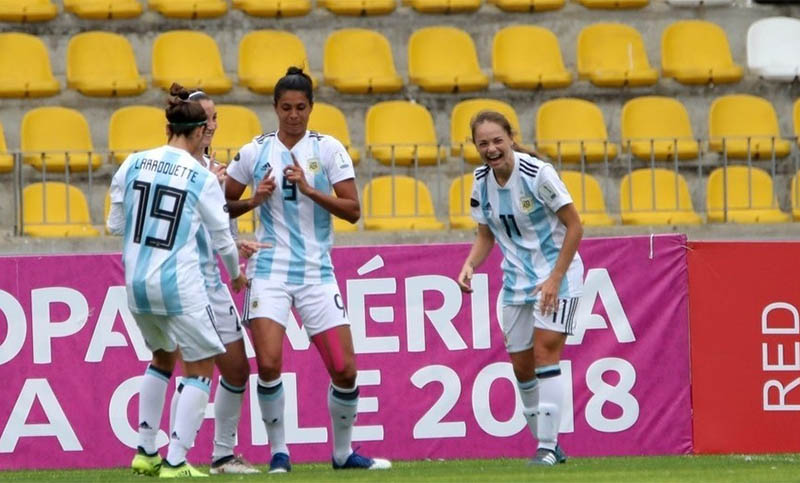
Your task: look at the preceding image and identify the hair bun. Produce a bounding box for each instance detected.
[286,66,304,76]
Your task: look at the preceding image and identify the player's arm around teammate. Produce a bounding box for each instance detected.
[457,110,584,467]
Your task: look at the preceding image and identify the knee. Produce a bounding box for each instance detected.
[256,355,282,381]
[222,360,250,387]
[330,364,357,388]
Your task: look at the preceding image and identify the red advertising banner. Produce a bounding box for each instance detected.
[688,241,800,454]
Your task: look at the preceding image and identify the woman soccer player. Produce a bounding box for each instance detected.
[107,83,248,477]
[456,110,584,466]
[224,67,391,473]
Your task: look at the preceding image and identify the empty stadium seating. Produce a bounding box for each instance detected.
[108,106,167,163]
[324,29,403,94]
[238,31,315,94]
[620,169,702,225]
[363,176,444,230]
[63,0,143,19]
[212,105,263,164]
[405,0,481,13]
[408,26,489,93]
[708,95,791,159]
[578,0,647,11]
[232,0,311,16]
[492,26,571,89]
[0,122,12,173]
[536,98,619,163]
[488,0,563,11]
[318,0,396,14]
[449,174,475,229]
[747,17,800,81]
[0,33,60,98]
[148,0,227,18]
[152,31,232,94]
[621,97,698,161]
[23,182,100,237]
[66,31,146,97]
[22,107,100,172]
[450,98,521,164]
[706,166,790,223]
[666,0,731,6]
[366,101,441,166]
[577,24,657,87]
[0,0,57,21]
[560,171,615,226]
[308,102,360,163]
[661,20,743,85]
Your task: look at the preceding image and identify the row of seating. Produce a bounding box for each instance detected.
[17,166,800,237]
[3,18,799,98]
[2,94,799,173]
[0,0,743,22]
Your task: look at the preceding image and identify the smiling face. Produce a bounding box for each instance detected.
[274,90,311,138]
[473,120,514,171]
[198,99,217,150]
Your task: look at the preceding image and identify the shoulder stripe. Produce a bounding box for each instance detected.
[519,166,538,178]
[520,160,539,172]
[309,130,322,140]
[475,170,489,180]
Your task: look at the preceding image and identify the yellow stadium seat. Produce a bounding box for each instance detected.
[620,169,702,225]
[0,122,13,173]
[148,0,226,18]
[363,176,445,230]
[318,0,395,15]
[23,183,100,237]
[791,172,800,221]
[109,106,167,163]
[560,171,615,226]
[238,31,316,94]
[67,32,146,97]
[493,26,571,89]
[212,105,262,164]
[232,0,311,16]
[578,0,646,8]
[152,31,232,94]
[536,98,618,163]
[0,33,59,98]
[662,20,743,85]
[488,0,562,11]
[238,186,256,233]
[406,0,480,13]
[366,101,442,166]
[450,98,521,164]
[408,27,489,93]
[333,216,359,232]
[621,97,698,161]
[577,24,657,87]
[709,95,791,159]
[706,166,790,223]
[308,102,360,164]
[449,174,476,229]
[0,0,57,21]
[22,107,100,172]
[324,29,403,94]
[63,0,142,19]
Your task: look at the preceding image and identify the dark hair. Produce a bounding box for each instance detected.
[273,66,313,106]
[166,83,207,138]
[470,110,544,159]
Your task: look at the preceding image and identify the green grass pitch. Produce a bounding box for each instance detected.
[3,454,799,482]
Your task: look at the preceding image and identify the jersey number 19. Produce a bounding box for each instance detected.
[132,180,187,250]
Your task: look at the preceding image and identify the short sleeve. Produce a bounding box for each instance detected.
[470,177,487,225]
[197,176,231,233]
[226,141,257,187]
[109,157,129,203]
[320,136,355,185]
[534,164,573,213]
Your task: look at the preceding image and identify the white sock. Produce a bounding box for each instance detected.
[168,378,182,437]
[517,377,539,440]
[257,377,288,456]
[329,383,359,466]
[167,376,211,466]
[138,364,171,454]
[212,378,246,463]
[535,364,563,452]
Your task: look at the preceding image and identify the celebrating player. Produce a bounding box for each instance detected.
[224,67,391,474]
[107,83,248,478]
[456,111,584,467]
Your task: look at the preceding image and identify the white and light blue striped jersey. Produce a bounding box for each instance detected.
[226,130,355,285]
[109,145,230,315]
[470,152,584,305]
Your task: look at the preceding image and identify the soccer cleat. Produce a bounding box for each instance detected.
[131,447,162,476]
[209,455,260,475]
[528,448,558,467]
[332,451,392,470]
[554,445,568,464]
[268,452,291,474]
[159,461,208,478]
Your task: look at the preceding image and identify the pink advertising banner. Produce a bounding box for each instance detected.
[0,235,692,470]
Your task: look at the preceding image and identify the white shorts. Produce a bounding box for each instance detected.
[243,279,349,337]
[501,297,580,353]
[206,283,243,346]
[132,305,226,362]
